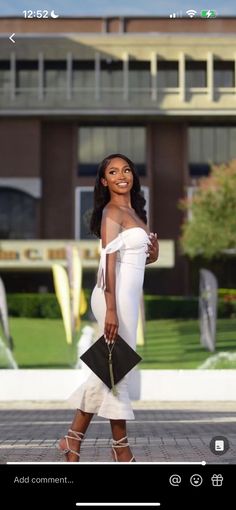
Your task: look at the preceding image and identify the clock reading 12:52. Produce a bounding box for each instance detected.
[23,10,60,18]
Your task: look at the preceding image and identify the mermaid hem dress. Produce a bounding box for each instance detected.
[76,227,149,420]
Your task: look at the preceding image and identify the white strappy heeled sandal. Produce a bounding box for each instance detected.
[112,435,135,462]
[57,429,84,461]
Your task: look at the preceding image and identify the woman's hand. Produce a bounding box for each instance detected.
[146,233,159,264]
[104,309,119,343]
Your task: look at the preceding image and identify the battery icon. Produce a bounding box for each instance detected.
[201,10,217,18]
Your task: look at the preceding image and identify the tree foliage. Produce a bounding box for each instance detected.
[180,159,236,259]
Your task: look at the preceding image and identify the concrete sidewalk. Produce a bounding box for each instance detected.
[0,401,235,464]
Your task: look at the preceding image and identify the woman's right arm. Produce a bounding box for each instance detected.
[104,253,119,342]
[101,205,123,342]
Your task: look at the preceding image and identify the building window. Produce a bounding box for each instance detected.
[16,60,38,91]
[157,61,178,88]
[100,59,123,89]
[0,188,37,239]
[44,60,67,91]
[0,60,10,93]
[73,60,95,90]
[129,61,151,89]
[214,61,235,87]
[75,187,95,239]
[78,126,146,176]
[186,61,207,88]
[188,126,236,178]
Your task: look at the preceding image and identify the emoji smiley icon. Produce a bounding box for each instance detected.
[190,474,203,487]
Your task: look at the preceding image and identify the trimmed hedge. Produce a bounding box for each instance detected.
[144,295,236,319]
[8,293,61,318]
[218,288,236,318]
[7,291,236,319]
[144,295,198,320]
[8,291,92,319]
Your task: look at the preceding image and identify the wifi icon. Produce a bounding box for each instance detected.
[186,9,197,18]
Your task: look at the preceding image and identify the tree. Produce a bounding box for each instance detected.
[180,159,236,259]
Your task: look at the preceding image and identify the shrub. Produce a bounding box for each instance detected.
[218,288,236,318]
[144,295,198,319]
[8,294,61,318]
[7,291,236,320]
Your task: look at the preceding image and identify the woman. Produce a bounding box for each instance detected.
[58,153,159,462]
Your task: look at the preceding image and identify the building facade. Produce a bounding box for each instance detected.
[0,17,236,294]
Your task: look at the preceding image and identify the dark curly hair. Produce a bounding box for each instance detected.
[90,153,147,238]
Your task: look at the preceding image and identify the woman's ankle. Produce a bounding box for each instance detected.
[112,436,134,462]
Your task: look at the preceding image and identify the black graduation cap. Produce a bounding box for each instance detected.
[80,334,142,396]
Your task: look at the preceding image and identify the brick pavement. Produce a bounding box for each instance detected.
[0,401,235,464]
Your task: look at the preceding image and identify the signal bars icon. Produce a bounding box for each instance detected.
[169,12,182,18]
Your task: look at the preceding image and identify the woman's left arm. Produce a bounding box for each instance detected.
[146,233,159,265]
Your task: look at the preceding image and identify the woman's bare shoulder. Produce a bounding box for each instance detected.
[102,203,124,221]
[101,204,124,246]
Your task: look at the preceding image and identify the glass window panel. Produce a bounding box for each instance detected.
[0,70,10,91]
[80,189,94,239]
[73,60,95,88]
[105,127,117,153]
[78,127,146,176]
[186,61,206,88]
[93,127,107,160]
[157,61,178,88]
[118,127,131,156]
[79,127,92,163]
[201,127,215,163]
[229,128,236,160]
[100,59,123,88]
[16,60,38,89]
[214,61,234,87]
[129,61,150,88]
[215,127,229,163]
[0,188,37,239]
[189,126,236,176]
[129,128,145,162]
[0,60,10,92]
[189,127,201,163]
[44,60,66,89]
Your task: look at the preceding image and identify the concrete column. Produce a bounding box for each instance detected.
[95,52,100,101]
[38,52,44,101]
[66,52,73,100]
[119,17,125,33]
[207,52,214,102]
[150,123,189,295]
[151,52,157,101]
[123,52,129,100]
[179,52,185,102]
[41,123,77,239]
[234,55,236,89]
[102,18,108,33]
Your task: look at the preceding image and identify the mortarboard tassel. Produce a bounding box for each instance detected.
[108,349,118,397]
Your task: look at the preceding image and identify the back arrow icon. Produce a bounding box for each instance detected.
[9,33,15,43]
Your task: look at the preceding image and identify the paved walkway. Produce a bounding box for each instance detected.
[0,401,235,464]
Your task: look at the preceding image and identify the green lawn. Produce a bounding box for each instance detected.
[137,319,236,368]
[0,317,235,369]
[8,318,77,368]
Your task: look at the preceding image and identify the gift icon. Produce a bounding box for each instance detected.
[211,474,223,487]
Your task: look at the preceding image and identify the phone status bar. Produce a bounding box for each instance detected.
[169,10,217,18]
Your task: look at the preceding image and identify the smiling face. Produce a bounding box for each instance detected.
[101,157,134,197]
[190,474,203,487]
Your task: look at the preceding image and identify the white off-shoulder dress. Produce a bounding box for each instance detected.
[76,227,150,420]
